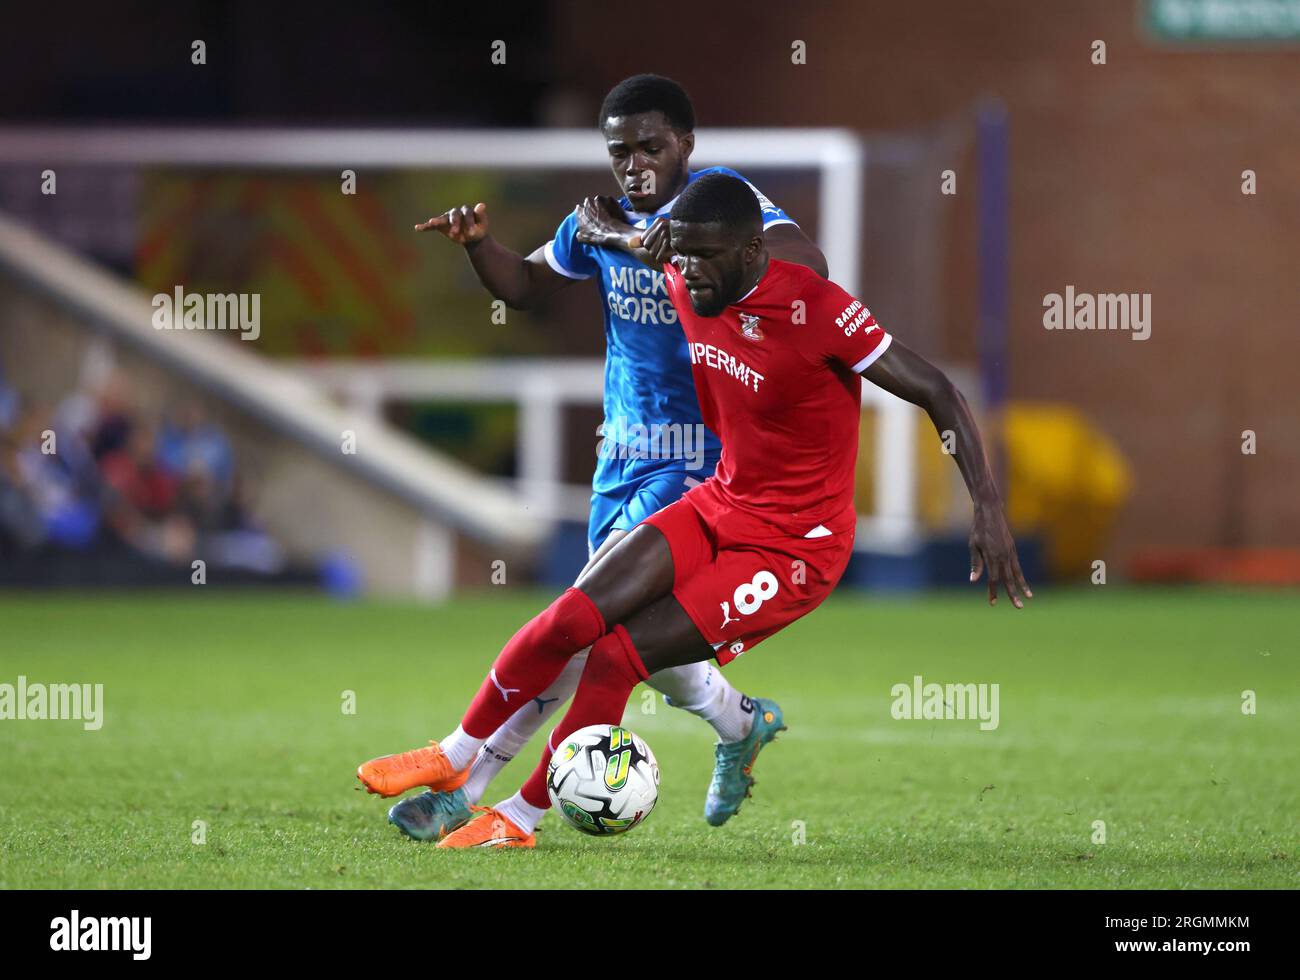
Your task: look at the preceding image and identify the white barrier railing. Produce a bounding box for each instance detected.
[0,126,865,295]
[293,358,923,553]
[0,210,547,552]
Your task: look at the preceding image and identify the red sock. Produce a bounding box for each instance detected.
[461,587,605,739]
[520,626,648,808]
[520,733,561,810]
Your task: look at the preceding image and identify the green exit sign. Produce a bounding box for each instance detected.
[1145,0,1300,42]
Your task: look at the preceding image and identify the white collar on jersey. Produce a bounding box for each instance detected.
[622,198,679,227]
[620,179,691,227]
[735,278,762,303]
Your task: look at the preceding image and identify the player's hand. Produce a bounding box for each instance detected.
[969,505,1032,609]
[575,195,634,248]
[629,216,673,264]
[415,203,490,245]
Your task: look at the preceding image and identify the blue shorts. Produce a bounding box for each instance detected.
[588,451,722,556]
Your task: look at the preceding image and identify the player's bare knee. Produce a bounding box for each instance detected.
[575,525,675,625]
[623,596,712,674]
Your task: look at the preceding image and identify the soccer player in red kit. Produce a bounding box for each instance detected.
[356,173,1031,848]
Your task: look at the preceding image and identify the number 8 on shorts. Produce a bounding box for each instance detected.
[733,570,779,615]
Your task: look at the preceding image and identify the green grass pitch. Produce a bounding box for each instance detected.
[1,587,1296,889]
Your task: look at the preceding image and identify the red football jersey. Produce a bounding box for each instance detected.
[664,258,892,534]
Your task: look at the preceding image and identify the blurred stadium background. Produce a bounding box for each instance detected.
[2,0,1298,891]
[2,0,1297,599]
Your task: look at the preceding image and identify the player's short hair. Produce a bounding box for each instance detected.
[670,173,762,238]
[599,74,695,133]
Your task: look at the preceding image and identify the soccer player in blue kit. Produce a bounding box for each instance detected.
[385,74,829,841]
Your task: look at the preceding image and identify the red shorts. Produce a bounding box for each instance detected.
[642,479,855,664]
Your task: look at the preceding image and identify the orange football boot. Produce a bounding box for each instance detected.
[356,741,471,798]
[436,807,536,849]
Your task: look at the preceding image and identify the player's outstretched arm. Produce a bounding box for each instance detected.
[861,340,1032,609]
[415,202,574,310]
[574,196,673,268]
[611,206,829,278]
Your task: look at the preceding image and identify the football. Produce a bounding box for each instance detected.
[546,724,660,835]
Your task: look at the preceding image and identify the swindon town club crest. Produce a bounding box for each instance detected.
[738,312,764,341]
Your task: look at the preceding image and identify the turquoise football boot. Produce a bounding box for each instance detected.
[387,788,473,842]
[704,697,787,826]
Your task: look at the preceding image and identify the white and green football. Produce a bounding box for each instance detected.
[546,724,660,836]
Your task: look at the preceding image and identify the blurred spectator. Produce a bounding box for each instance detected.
[157,400,235,494]
[87,373,133,461]
[0,358,284,578]
[0,360,18,431]
[2,405,99,550]
[99,422,194,562]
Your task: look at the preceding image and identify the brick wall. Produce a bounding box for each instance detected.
[555,0,1300,557]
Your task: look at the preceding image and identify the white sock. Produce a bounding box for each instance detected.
[495,791,548,835]
[440,725,484,771]
[461,650,588,804]
[647,661,755,743]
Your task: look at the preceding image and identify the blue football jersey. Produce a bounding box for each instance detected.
[543,166,797,495]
